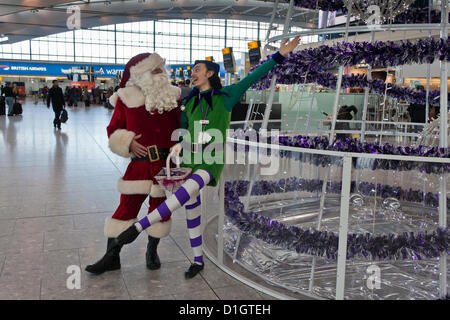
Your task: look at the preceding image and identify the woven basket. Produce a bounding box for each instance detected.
[155,152,191,193]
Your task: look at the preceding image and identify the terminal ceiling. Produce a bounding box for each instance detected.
[0,0,318,44]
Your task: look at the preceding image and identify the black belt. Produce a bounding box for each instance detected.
[131,145,170,162]
[182,141,224,153]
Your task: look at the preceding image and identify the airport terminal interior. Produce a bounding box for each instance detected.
[0,0,449,301]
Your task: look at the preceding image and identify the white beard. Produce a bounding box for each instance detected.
[127,70,180,114]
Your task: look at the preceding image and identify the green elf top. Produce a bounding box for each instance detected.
[175,36,301,187]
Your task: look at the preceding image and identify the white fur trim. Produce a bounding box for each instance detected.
[146,219,172,238]
[117,178,152,195]
[117,86,145,108]
[150,184,166,198]
[130,53,165,76]
[108,129,136,158]
[109,93,119,107]
[104,217,138,238]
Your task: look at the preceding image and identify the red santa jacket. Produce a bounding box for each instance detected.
[107,85,181,196]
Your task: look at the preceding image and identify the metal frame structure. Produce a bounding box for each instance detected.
[205,0,449,300]
[204,136,450,300]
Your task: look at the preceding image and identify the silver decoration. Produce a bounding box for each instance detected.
[221,193,442,299]
[350,193,365,207]
[416,111,450,148]
[342,0,417,23]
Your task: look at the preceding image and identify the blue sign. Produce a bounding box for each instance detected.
[0,61,125,77]
[0,61,238,78]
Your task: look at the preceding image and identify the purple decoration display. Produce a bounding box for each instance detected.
[224,181,450,261]
[227,178,450,209]
[251,37,450,106]
[232,130,450,173]
[289,0,449,25]
[393,8,449,24]
[289,0,344,11]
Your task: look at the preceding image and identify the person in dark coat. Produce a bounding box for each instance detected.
[336,105,358,140]
[407,86,426,132]
[2,82,16,116]
[47,80,66,130]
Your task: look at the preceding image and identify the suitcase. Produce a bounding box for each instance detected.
[13,102,22,115]
[0,97,5,115]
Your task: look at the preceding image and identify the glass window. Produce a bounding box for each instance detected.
[39,41,49,55]
[0,18,320,65]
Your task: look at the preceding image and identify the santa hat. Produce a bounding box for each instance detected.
[119,52,165,88]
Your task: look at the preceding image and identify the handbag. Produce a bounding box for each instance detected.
[60,108,68,123]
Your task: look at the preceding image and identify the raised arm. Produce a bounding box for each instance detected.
[224,36,300,111]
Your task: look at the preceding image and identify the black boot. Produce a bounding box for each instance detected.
[116,224,140,246]
[85,238,122,275]
[146,236,161,270]
[184,263,204,279]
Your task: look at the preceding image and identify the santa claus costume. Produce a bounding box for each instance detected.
[85,52,181,274]
[110,44,299,279]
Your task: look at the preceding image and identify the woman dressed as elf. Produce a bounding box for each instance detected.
[111,36,300,278]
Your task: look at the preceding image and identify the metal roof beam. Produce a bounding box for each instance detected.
[241,7,258,15]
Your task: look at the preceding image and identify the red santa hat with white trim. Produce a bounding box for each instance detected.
[119,52,165,88]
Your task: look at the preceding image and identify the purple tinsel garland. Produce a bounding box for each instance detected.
[224,181,450,260]
[270,70,444,106]
[289,0,450,25]
[393,8,449,24]
[293,38,448,72]
[254,38,449,75]
[290,0,344,11]
[232,130,450,173]
[226,178,449,209]
[251,38,450,106]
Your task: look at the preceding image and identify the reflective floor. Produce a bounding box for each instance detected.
[0,100,274,300]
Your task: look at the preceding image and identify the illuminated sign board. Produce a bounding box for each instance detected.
[248,40,261,67]
[0,61,125,77]
[222,47,235,73]
[248,41,260,50]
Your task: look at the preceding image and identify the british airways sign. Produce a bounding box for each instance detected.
[0,61,125,77]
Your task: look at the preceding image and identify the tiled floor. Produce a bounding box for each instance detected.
[0,100,275,300]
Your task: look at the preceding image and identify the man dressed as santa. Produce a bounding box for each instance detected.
[85,52,181,274]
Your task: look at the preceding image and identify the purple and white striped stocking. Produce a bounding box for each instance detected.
[185,195,203,265]
[135,169,212,264]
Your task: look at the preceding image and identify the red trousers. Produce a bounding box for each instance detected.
[112,158,171,222]
[112,194,171,222]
